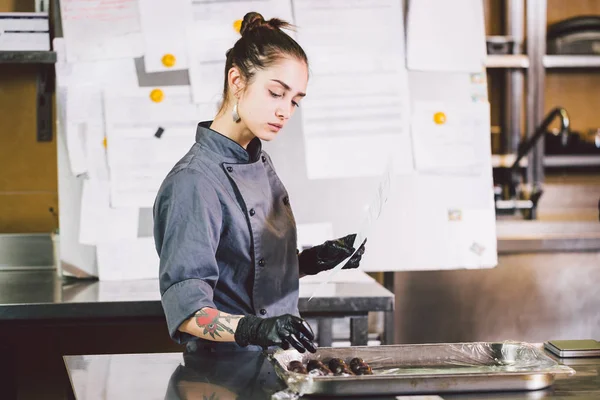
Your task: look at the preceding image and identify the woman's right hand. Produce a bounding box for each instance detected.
[234,314,317,353]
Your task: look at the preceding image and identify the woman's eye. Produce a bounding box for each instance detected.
[269,90,283,98]
[292,101,300,108]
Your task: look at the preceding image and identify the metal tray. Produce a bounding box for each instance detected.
[269,342,575,396]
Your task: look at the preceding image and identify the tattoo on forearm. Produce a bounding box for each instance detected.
[195,308,240,339]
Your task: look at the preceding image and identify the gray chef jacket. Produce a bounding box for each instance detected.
[153,121,300,346]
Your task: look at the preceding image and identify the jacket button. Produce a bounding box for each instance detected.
[226,166,233,172]
[249,208,255,216]
[259,309,267,315]
[261,155,266,162]
[258,258,265,267]
[283,196,289,206]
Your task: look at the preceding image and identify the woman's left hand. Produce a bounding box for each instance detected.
[298,234,366,276]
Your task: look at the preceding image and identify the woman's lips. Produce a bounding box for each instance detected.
[268,123,283,131]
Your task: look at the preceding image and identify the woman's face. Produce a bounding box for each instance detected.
[238,57,308,141]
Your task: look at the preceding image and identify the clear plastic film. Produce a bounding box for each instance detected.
[442,341,562,369]
[270,389,301,400]
[375,341,576,376]
[269,341,575,396]
[307,159,393,301]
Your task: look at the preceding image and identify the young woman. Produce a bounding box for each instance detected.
[154,12,366,354]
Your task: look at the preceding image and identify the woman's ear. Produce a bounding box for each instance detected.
[228,66,245,99]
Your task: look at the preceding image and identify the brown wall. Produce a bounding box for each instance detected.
[0,0,32,12]
[0,0,58,233]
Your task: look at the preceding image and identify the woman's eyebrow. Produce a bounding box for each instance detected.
[270,79,306,97]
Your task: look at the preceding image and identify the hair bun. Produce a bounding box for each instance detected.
[240,12,268,36]
[240,11,291,36]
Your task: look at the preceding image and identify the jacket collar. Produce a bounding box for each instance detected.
[195,121,262,163]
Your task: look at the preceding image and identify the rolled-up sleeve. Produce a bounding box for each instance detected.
[153,169,222,343]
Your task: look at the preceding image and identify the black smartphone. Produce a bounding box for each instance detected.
[544,340,600,358]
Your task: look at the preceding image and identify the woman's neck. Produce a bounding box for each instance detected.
[210,110,255,149]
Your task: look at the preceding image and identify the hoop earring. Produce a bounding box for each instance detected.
[232,101,241,123]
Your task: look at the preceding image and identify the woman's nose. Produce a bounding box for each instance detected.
[276,106,290,120]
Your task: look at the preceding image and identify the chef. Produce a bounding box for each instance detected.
[154,12,366,354]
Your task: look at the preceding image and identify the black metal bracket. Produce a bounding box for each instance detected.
[36,64,55,142]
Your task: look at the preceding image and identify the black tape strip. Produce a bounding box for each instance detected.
[154,127,165,138]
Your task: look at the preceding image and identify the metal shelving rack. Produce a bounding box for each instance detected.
[482,1,532,172]
[491,0,600,218]
[485,1,534,215]
[529,1,600,175]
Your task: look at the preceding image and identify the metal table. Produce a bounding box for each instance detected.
[0,269,394,346]
[0,269,393,399]
[63,348,600,399]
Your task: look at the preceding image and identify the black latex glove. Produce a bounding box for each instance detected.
[234,314,317,353]
[298,234,366,276]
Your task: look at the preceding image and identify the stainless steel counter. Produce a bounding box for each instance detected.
[0,270,393,398]
[63,348,600,399]
[0,270,394,346]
